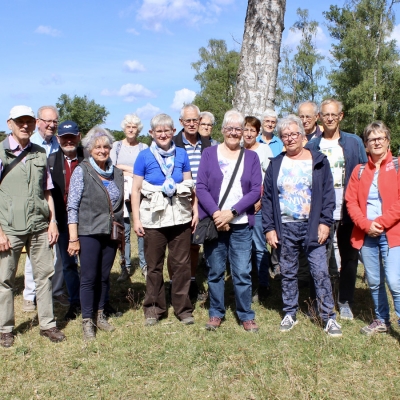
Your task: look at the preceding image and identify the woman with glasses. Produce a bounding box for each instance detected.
[196,110,262,332]
[198,111,218,146]
[262,115,342,337]
[131,114,197,326]
[345,121,400,335]
[243,116,273,302]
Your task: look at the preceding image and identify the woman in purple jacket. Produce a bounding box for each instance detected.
[196,110,261,332]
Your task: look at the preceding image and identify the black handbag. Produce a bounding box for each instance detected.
[193,147,244,245]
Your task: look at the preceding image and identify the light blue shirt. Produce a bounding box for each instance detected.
[256,133,284,157]
[367,171,382,220]
[30,131,59,157]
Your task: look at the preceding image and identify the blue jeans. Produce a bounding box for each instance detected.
[278,221,336,322]
[252,211,270,287]
[360,233,400,323]
[58,229,80,305]
[204,224,255,322]
[121,216,146,270]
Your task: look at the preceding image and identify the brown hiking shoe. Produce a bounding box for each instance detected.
[40,327,66,343]
[0,332,14,348]
[205,317,222,331]
[242,320,259,333]
[82,318,96,341]
[96,310,115,332]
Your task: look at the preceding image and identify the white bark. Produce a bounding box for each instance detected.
[233,0,287,117]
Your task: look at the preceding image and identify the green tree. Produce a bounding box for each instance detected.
[276,8,326,113]
[192,39,240,140]
[56,94,109,135]
[325,0,400,152]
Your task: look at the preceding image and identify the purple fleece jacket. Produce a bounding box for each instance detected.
[196,145,262,227]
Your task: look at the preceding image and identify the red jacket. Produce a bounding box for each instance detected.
[345,151,400,250]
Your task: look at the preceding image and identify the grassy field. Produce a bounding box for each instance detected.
[1,245,400,400]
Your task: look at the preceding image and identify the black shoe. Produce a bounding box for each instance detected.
[269,266,281,281]
[64,303,81,321]
[189,281,199,302]
[252,285,270,303]
[103,302,123,318]
[298,280,309,289]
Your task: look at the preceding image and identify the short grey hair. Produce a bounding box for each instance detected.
[180,104,200,119]
[37,105,59,119]
[320,98,343,114]
[150,114,174,130]
[120,113,143,133]
[221,110,245,129]
[261,108,278,121]
[276,115,305,138]
[200,111,215,125]
[297,101,318,115]
[82,126,115,152]
[363,121,391,143]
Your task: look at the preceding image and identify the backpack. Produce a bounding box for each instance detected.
[358,157,399,179]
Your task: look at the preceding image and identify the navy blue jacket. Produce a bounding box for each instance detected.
[305,130,367,223]
[262,150,335,248]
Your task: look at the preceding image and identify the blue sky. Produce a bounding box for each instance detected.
[0,0,371,133]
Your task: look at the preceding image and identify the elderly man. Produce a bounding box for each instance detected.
[23,105,68,313]
[198,111,218,146]
[0,105,65,347]
[49,120,85,321]
[306,98,367,320]
[256,108,284,157]
[298,101,323,142]
[172,104,211,301]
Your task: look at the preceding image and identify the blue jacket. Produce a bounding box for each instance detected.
[262,150,335,247]
[305,130,368,223]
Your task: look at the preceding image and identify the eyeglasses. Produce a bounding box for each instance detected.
[299,115,315,120]
[12,118,35,126]
[367,136,387,144]
[154,129,173,136]
[263,119,277,125]
[39,118,59,126]
[281,132,301,141]
[200,123,213,128]
[320,113,341,120]
[224,127,243,134]
[181,118,199,125]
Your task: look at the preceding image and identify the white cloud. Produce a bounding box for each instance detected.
[123,60,146,73]
[136,103,162,120]
[283,26,328,48]
[101,83,156,102]
[40,73,64,86]
[390,24,400,47]
[35,25,61,37]
[170,88,196,111]
[126,28,140,35]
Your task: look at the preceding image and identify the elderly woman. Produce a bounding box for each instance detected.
[199,111,218,146]
[262,115,341,336]
[346,121,400,335]
[68,127,124,340]
[243,116,273,302]
[131,113,196,326]
[110,114,148,282]
[196,110,261,332]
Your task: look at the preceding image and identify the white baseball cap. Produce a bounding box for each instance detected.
[8,105,35,120]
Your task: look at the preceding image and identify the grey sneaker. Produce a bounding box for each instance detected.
[181,316,195,325]
[279,315,298,332]
[53,293,69,307]
[82,318,96,341]
[96,311,115,332]
[23,299,36,312]
[145,317,158,326]
[141,265,148,280]
[324,319,342,337]
[117,268,130,282]
[339,303,354,320]
[360,319,390,336]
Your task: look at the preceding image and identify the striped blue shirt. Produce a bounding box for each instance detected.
[182,133,202,183]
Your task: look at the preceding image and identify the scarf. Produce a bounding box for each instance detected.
[89,156,114,179]
[150,140,176,197]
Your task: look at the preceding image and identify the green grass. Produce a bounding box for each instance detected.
[2,248,400,400]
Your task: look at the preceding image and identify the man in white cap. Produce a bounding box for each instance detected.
[0,105,65,347]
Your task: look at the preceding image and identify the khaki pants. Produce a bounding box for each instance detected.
[0,230,56,333]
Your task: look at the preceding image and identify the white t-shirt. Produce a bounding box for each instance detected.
[319,138,345,220]
[217,147,248,224]
[253,143,273,181]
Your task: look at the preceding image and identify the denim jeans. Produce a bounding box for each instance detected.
[204,224,255,322]
[58,229,80,305]
[121,216,147,270]
[278,221,336,321]
[360,233,400,323]
[252,211,270,287]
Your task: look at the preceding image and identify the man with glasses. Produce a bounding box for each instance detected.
[306,98,367,320]
[173,104,211,301]
[298,101,323,142]
[23,106,69,313]
[256,108,284,157]
[0,105,65,347]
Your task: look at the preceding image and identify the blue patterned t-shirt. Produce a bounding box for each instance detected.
[277,156,313,222]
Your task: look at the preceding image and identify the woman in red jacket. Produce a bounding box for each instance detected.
[345,121,400,335]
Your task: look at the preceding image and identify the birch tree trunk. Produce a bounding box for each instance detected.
[233,0,287,116]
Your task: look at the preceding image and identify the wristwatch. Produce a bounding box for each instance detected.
[230,208,238,217]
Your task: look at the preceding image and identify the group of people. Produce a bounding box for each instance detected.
[1,98,399,347]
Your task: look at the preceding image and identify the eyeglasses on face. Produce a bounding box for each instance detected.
[281,132,301,141]
[320,113,341,120]
[181,118,199,125]
[367,136,387,145]
[263,119,277,125]
[200,123,213,128]
[39,118,59,126]
[224,127,243,134]
[154,129,173,136]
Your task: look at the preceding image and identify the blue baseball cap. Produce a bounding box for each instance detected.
[58,120,80,136]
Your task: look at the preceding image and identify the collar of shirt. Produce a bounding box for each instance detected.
[182,132,202,148]
[64,154,78,161]
[256,133,278,144]
[8,134,31,152]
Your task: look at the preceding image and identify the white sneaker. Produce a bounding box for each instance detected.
[279,314,298,332]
